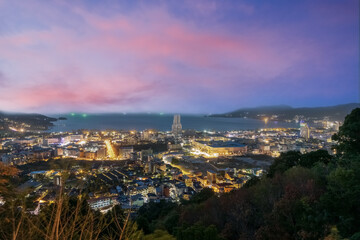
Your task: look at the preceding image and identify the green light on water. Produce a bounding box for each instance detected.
[82,113,87,117]
[71,113,76,116]
[159,112,164,115]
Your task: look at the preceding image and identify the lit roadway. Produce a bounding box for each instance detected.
[104,139,116,159]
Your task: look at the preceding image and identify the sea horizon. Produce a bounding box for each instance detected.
[49,113,297,132]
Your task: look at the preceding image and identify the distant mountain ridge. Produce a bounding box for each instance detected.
[0,111,57,131]
[210,103,360,121]
[0,111,57,121]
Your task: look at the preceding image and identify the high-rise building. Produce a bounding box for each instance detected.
[300,122,310,140]
[172,115,182,135]
[54,175,62,186]
[207,170,217,184]
[119,146,134,159]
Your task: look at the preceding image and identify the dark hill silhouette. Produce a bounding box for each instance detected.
[210,103,360,121]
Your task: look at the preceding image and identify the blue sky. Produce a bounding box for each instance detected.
[0,0,358,113]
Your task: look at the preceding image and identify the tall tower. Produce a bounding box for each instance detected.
[300,122,310,140]
[172,115,182,135]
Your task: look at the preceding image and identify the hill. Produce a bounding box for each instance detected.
[0,111,57,131]
[210,103,360,121]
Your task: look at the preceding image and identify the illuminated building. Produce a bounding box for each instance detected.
[141,129,156,141]
[119,146,134,159]
[55,148,63,156]
[140,149,153,160]
[300,122,310,140]
[207,170,217,184]
[63,134,83,143]
[172,115,182,135]
[64,148,80,158]
[54,175,62,186]
[193,141,247,156]
[145,160,156,174]
[43,138,60,145]
[87,197,113,210]
[212,183,234,193]
[168,143,182,151]
[96,148,106,159]
[85,151,96,159]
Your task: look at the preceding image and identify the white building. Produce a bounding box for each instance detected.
[172,115,182,135]
[300,122,310,140]
[88,197,113,210]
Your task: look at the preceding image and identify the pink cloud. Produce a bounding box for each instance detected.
[0,0,356,113]
[0,71,167,112]
[0,71,6,86]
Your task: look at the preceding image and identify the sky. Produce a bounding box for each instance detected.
[0,0,359,114]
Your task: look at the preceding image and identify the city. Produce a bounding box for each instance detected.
[0,0,359,239]
[0,113,342,212]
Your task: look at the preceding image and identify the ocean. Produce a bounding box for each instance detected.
[49,113,297,132]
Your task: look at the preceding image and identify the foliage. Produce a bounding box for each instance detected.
[135,108,360,240]
[299,150,333,168]
[185,188,214,204]
[243,176,260,188]
[267,151,301,177]
[332,108,360,156]
[0,191,143,240]
[175,224,222,240]
[136,200,178,234]
[0,162,19,196]
[142,230,176,240]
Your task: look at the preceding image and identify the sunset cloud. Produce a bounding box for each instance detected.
[0,0,358,113]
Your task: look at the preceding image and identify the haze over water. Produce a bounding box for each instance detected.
[50,114,297,132]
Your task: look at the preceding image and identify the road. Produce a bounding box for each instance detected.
[104,140,116,159]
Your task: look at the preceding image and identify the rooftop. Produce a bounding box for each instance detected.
[197,141,246,148]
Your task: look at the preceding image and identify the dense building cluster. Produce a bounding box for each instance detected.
[0,115,341,215]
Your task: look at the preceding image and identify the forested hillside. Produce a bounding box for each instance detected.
[135,108,360,240]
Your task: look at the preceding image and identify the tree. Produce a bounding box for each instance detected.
[176,223,221,240]
[299,150,333,168]
[142,229,175,240]
[137,216,151,234]
[322,160,360,238]
[136,201,177,234]
[332,108,360,156]
[243,176,260,188]
[267,151,301,177]
[187,188,215,204]
[0,162,18,196]
[256,167,327,240]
